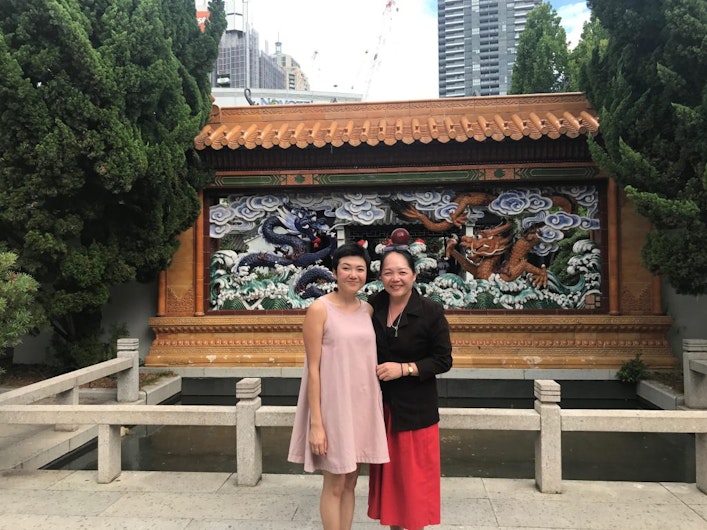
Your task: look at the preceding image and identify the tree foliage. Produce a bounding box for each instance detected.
[568,15,608,92]
[510,1,570,94]
[581,0,707,294]
[0,251,45,356]
[0,0,226,367]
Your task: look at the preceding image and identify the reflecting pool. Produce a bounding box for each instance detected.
[48,424,695,482]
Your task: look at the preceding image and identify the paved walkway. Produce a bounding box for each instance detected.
[1,469,707,529]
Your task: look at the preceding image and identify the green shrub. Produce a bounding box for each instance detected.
[0,251,46,362]
[616,354,648,384]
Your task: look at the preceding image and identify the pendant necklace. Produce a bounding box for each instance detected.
[388,308,404,338]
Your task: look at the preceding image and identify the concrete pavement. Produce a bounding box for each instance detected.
[1,469,707,529]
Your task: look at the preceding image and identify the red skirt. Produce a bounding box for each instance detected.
[367,404,441,529]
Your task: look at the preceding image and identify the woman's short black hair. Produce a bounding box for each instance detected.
[380,248,416,272]
[332,242,371,270]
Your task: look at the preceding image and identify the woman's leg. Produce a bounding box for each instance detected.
[320,468,359,530]
[340,470,359,530]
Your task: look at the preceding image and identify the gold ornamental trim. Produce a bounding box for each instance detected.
[150,314,672,335]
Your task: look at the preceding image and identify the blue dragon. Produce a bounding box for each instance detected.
[237,205,337,270]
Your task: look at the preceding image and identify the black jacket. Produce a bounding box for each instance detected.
[370,289,453,432]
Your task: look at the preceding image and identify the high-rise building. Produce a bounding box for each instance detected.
[438,0,540,97]
[215,29,260,88]
[273,42,311,92]
[211,0,286,90]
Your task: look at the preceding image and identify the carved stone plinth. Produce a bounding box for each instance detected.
[145,314,675,370]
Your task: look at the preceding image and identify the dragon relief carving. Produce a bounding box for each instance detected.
[389,191,575,288]
[444,223,548,287]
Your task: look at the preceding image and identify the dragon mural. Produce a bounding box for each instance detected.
[209,186,602,311]
[389,190,580,288]
[235,205,337,269]
[209,202,339,310]
[442,223,548,288]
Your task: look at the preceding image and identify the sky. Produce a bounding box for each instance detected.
[239,0,591,102]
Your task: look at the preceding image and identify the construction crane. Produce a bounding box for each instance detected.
[296,1,398,99]
[358,0,398,101]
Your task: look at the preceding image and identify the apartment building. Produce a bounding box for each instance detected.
[438,0,540,97]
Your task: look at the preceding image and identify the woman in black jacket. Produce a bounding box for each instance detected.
[367,247,453,530]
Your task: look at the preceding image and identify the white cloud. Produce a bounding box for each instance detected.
[554,1,592,49]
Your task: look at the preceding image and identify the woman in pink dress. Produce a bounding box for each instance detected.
[288,242,389,530]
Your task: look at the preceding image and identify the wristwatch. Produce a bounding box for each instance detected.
[407,363,414,376]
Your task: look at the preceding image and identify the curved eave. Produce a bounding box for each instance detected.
[195,92,599,151]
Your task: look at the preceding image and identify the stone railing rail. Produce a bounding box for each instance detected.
[2,339,707,493]
[0,338,141,433]
[0,338,141,407]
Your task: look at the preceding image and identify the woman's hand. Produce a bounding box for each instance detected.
[309,424,327,456]
[376,362,405,381]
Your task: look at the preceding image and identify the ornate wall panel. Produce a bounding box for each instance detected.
[147,168,675,370]
[206,180,603,312]
[146,95,676,371]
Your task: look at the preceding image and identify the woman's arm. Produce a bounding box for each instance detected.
[303,300,328,455]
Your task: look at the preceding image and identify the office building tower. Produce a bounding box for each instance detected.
[212,0,286,90]
[259,44,287,90]
[438,0,540,97]
[215,29,259,88]
[273,41,311,92]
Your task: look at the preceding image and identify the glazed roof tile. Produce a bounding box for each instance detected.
[195,92,599,151]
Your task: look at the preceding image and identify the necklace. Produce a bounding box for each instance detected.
[388,308,404,338]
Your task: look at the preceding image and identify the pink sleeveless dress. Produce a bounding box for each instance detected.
[288,297,389,474]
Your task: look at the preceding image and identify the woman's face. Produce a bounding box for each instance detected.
[380,252,416,299]
[333,256,368,295]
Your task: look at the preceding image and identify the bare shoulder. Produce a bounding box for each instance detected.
[305,297,328,320]
[362,300,374,317]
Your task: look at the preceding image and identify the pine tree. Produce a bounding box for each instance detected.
[0,252,44,362]
[581,0,707,294]
[0,0,226,367]
[568,15,608,92]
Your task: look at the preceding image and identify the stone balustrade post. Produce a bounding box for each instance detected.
[684,339,707,408]
[97,424,122,484]
[534,379,562,493]
[687,339,707,492]
[117,338,140,403]
[695,433,707,494]
[236,377,262,486]
[54,384,79,432]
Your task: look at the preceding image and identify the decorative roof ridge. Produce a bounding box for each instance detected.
[196,92,599,151]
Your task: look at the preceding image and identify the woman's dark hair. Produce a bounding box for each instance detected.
[332,242,371,270]
[380,248,415,272]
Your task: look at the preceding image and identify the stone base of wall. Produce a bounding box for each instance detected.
[145,314,676,371]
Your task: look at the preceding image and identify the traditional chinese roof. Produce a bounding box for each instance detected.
[194,92,599,151]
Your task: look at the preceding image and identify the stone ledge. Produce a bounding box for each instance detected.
[141,376,181,405]
[141,366,624,381]
[637,379,685,410]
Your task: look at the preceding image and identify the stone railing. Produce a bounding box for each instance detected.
[6,376,707,493]
[2,338,707,493]
[0,338,141,432]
